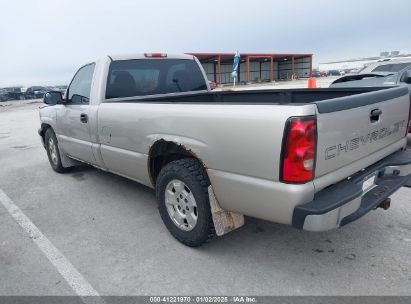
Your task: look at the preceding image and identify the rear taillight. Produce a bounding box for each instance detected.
[144,53,167,58]
[280,116,317,183]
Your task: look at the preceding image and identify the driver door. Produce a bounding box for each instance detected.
[57,63,96,164]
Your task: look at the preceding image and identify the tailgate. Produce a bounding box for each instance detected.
[314,86,410,177]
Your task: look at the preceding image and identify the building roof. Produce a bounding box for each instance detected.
[187,52,312,57]
[320,54,411,64]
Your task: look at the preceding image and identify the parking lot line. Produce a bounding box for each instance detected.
[0,188,100,297]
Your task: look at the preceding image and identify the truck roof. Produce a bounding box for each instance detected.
[108,53,195,61]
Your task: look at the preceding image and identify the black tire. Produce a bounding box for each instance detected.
[156,158,215,247]
[44,128,72,173]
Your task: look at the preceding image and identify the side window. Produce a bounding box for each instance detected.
[67,63,95,104]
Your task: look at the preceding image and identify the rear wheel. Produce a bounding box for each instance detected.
[44,128,72,173]
[156,158,215,247]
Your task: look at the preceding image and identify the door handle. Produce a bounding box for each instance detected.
[80,113,88,123]
[370,109,382,122]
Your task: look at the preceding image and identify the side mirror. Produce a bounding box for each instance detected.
[43,91,63,105]
[402,70,411,84]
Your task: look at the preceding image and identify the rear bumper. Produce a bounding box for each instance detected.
[292,149,411,231]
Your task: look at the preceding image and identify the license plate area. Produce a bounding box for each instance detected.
[362,172,377,195]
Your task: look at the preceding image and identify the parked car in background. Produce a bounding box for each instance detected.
[0,89,8,102]
[358,58,411,74]
[57,85,68,95]
[50,86,68,96]
[311,70,322,77]
[3,87,25,100]
[25,86,47,99]
[330,59,411,90]
[344,68,360,75]
[327,70,342,76]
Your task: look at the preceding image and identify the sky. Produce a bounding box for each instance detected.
[1,0,410,87]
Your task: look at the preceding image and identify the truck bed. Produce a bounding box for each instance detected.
[105,86,409,113]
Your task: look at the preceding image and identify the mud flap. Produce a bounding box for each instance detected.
[208,186,244,236]
[58,143,80,168]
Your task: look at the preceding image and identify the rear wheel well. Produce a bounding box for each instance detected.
[40,123,52,142]
[148,140,205,186]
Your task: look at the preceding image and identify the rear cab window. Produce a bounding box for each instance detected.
[105,59,207,99]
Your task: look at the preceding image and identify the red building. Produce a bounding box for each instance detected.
[187,53,313,85]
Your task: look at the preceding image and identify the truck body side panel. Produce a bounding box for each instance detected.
[96,102,316,217]
[96,103,316,181]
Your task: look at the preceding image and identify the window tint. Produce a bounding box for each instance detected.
[106,59,207,99]
[67,63,95,103]
[372,62,411,73]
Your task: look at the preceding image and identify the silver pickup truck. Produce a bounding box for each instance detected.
[39,53,411,246]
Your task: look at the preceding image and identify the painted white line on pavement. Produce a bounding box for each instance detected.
[0,189,100,297]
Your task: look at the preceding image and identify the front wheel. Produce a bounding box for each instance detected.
[156,158,215,247]
[44,128,72,173]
